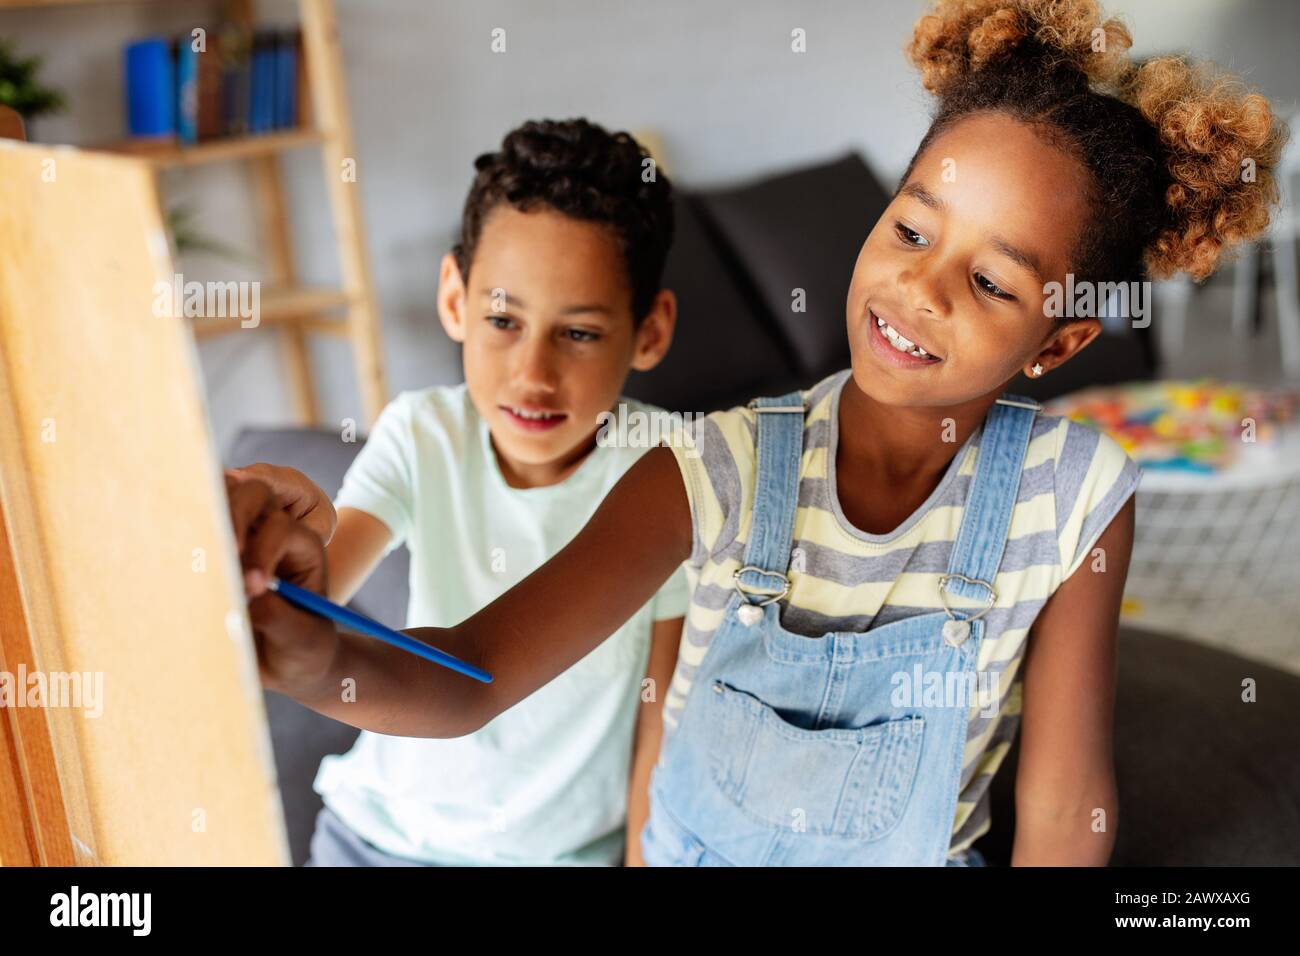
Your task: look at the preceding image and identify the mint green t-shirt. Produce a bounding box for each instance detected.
[313,384,689,866]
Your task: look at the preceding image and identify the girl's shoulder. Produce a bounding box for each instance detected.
[1029,410,1143,580]
[1034,410,1141,486]
[689,370,849,457]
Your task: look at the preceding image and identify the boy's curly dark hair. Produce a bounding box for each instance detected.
[902,0,1289,297]
[451,118,675,323]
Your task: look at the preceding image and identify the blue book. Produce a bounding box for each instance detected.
[247,35,263,133]
[176,39,198,144]
[125,37,175,137]
[274,30,298,129]
[219,26,251,136]
[250,32,275,134]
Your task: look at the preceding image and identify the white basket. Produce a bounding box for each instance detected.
[1120,428,1300,674]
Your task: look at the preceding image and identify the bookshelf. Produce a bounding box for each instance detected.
[0,0,389,427]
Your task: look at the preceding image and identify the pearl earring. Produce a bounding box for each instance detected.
[1031,363,1044,377]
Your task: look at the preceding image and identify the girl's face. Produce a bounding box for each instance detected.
[846,111,1101,409]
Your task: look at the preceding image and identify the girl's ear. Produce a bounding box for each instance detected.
[1031,318,1103,376]
[437,252,468,343]
[630,289,677,372]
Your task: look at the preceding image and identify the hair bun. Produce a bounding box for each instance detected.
[1124,56,1290,281]
[907,0,1132,96]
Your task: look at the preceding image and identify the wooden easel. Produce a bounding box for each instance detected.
[0,134,288,866]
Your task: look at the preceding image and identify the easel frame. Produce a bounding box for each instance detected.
[0,137,288,866]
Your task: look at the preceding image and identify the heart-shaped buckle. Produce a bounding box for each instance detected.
[732,565,790,627]
[937,572,996,646]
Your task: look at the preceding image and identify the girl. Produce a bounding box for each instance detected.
[234,0,1288,865]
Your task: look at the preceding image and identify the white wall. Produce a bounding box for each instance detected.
[5,0,1296,450]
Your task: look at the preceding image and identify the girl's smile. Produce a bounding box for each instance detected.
[867,305,945,367]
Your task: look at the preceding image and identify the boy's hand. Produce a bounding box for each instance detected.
[225,463,338,544]
[225,472,340,696]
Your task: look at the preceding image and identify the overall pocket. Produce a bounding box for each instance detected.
[706,679,924,840]
[640,778,707,866]
[640,814,700,867]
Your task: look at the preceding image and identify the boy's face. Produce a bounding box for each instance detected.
[438,205,674,487]
[845,111,1101,409]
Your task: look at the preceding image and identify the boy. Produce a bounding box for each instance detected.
[239,118,686,866]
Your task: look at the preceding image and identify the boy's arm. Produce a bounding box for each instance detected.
[236,445,693,739]
[1010,496,1134,866]
[327,506,394,605]
[625,615,683,866]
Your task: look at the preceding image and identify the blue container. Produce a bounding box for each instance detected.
[125,37,175,137]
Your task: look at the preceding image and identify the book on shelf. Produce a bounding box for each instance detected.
[196,37,223,141]
[124,37,175,137]
[122,23,303,148]
[275,29,300,130]
[218,24,251,137]
[176,38,198,143]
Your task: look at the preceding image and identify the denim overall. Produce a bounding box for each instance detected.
[641,389,1042,866]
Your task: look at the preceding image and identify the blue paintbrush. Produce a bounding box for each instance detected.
[265,577,493,684]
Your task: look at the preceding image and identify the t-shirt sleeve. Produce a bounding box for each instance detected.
[659,405,757,569]
[650,563,690,621]
[334,394,416,552]
[1053,418,1143,581]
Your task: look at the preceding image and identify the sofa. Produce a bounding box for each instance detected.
[227,153,1299,866]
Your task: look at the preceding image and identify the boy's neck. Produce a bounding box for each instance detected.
[488,427,600,490]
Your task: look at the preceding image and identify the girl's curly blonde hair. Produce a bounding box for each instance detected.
[903,0,1289,284]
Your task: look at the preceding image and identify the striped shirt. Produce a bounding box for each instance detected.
[661,369,1142,856]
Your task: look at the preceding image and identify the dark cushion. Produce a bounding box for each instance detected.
[692,152,890,381]
[625,193,800,414]
[262,691,360,865]
[977,628,1300,865]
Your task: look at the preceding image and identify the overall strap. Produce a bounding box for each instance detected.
[734,391,806,601]
[940,392,1042,616]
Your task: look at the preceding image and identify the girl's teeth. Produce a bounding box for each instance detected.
[876,316,933,359]
[513,407,559,420]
